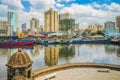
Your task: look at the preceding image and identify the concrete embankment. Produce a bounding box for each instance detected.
[32,63,120,79]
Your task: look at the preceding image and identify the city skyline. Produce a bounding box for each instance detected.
[0,0,120,29]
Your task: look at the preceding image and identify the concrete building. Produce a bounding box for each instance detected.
[116,16,120,32]
[104,21,116,29]
[7,12,18,36]
[59,18,75,31]
[22,23,27,32]
[44,8,58,32]
[30,18,39,32]
[59,12,71,20]
[0,21,10,36]
[104,21,119,37]
[74,22,79,31]
[87,24,104,32]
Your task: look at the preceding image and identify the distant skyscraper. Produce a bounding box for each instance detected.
[7,11,18,36]
[88,24,104,32]
[104,21,116,29]
[22,23,27,32]
[44,8,58,32]
[104,21,118,37]
[0,21,10,36]
[116,16,120,32]
[59,12,71,20]
[30,18,39,32]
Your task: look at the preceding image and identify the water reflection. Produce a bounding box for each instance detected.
[44,46,59,66]
[117,47,120,57]
[0,44,120,80]
[59,45,75,61]
[105,45,118,54]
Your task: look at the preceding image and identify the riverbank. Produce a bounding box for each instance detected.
[32,63,120,80]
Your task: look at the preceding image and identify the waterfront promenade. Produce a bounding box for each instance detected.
[32,63,120,80]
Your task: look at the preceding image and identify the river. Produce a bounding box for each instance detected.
[0,44,120,80]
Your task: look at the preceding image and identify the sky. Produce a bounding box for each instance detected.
[0,0,120,29]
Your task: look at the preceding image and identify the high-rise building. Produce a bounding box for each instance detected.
[44,8,58,32]
[30,18,39,32]
[59,12,71,20]
[104,21,119,37]
[116,16,120,32]
[22,23,27,32]
[87,24,104,32]
[59,18,75,31]
[0,21,10,36]
[7,12,18,36]
[104,21,116,29]
[74,22,79,31]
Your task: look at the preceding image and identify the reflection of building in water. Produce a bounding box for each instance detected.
[75,45,80,56]
[105,45,118,54]
[0,49,17,61]
[117,47,120,57]
[59,45,75,60]
[44,46,59,66]
[31,45,41,57]
[6,49,32,80]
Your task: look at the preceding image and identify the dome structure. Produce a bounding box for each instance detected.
[13,76,28,80]
[6,49,32,68]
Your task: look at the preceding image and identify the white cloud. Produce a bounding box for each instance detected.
[1,0,24,10]
[60,3,120,28]
[0,4,8,18]
[0,0,120,30]
[29,0,56,10]
[56,3,65,7]
[57,0,75,2]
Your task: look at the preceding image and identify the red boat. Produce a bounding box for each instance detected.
[0,41,34,46]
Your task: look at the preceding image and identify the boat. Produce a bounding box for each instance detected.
[0,39,35,46]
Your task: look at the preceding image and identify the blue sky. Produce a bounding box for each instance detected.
[21,0,120,12]
[0,0,120,29]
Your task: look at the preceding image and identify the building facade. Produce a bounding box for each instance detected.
[59,12,71,20]
[0,21,10,36]
[44,8,58,32]
[87,24,104,32]
[104,21,118,37]
[116,16,120,32]
[22,23,27,32]
[30,18,39,32]
[7,12,18,36]
[59,18,75,31]
[104,21,116,29]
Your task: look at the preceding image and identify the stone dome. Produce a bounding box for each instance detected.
[6,49,32,68]
[13,76,28,80]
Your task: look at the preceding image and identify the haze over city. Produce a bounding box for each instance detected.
[0,0,120,29]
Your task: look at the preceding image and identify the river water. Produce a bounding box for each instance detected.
[0,44,120,80]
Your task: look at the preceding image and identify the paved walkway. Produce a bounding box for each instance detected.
[35,68,120,80]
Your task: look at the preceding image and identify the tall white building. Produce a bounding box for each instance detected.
[7,12,18,36]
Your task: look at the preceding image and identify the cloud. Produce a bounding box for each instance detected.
[1,0,24,10]
[29,0,56,10]
[0,0,120,30]
[0,4,8,18]
[56,0,75,2]
[56,3,65,7]
[60,3,120,28]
